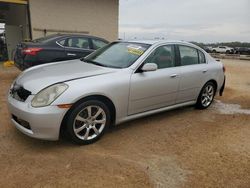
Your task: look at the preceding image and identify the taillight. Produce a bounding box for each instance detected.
[22,48,43,56]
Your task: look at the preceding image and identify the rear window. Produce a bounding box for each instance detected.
[32,34,59,43]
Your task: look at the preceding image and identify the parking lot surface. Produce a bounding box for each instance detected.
[0,59,250,188]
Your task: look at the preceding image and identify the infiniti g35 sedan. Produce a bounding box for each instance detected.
[8,40,225,144]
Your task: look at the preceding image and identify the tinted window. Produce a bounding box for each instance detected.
[92,39,108,50]
[198,51,206,64]
[66,37,90,49]
[179,46,199,66]
[144,45,175,69]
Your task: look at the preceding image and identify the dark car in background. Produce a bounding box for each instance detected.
[234,47,250,55]
[14,34,109,70]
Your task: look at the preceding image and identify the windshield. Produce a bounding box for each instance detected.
[83,42,151,68]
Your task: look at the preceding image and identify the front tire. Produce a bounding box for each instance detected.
[196,82,216,109]
[65,100,111,145]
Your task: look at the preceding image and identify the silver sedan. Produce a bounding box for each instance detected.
[8,40,225,144]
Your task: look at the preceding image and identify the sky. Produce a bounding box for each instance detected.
[119,0,250,43]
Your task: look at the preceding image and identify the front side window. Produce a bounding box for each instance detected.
[179,46,199,66]
[92,39,108,50]
[144,45,175,69]
[66,37,90,49]
[84,42,150,68]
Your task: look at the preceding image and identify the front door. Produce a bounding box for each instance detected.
[129,45,180,115]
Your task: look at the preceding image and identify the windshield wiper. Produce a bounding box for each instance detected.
[81,58,121,69]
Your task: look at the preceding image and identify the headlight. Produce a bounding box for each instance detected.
[31,83,68,107]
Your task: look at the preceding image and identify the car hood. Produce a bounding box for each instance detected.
[15,59,116,94]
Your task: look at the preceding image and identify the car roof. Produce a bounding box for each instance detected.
[56,34,109,41]
[33,33,109,43]
[127,39,192,46]
[122,39,206,53]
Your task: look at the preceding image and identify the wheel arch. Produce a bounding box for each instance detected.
[207,79,218,92]
[197,79,218,101]
[60,95,116,139]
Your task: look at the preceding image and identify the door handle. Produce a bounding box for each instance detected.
[170,74,178,78]
[67,53,76,56]
[202,70,208,73]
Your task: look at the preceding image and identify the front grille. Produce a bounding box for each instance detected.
[10,84,31,102]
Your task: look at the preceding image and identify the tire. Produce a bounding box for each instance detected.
[212,50,216,53]
[226,50,230,54]
[65,100,111,145]
[196,82,216,109]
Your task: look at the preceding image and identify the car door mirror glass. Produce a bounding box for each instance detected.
[141,63,158,72]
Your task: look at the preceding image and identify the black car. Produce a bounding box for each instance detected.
[235,47,250,55]
[14,34,109,70]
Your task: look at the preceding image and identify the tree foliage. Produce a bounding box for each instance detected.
[190,41,250,48]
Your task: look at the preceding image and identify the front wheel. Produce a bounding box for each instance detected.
[65,100,110,145]
[196,82,216,109]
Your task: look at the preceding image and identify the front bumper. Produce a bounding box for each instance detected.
[7,94,67,141]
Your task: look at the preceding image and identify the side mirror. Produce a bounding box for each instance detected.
[141,63,158,72]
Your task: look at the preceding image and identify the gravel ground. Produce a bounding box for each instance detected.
[0,59,249,188]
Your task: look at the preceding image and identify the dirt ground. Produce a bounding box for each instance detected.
[0,59,249,188]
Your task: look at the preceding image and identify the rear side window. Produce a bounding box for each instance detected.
[92,39,108,50]
[144,45,175,69]
[198,51,206,64]
[179,46,199,66]
[58,39,66,46]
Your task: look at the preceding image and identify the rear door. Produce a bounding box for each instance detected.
[64,37,94,59]
[176,45,208,103]
[129,45,180,115]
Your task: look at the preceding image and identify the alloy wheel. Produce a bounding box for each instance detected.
[73,105,106,140]
[201,85,214,107]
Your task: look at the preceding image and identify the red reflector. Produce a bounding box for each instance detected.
[22,48,43,56]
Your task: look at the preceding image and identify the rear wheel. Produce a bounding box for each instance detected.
[196,82,216,109]
[65,100,110,144]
